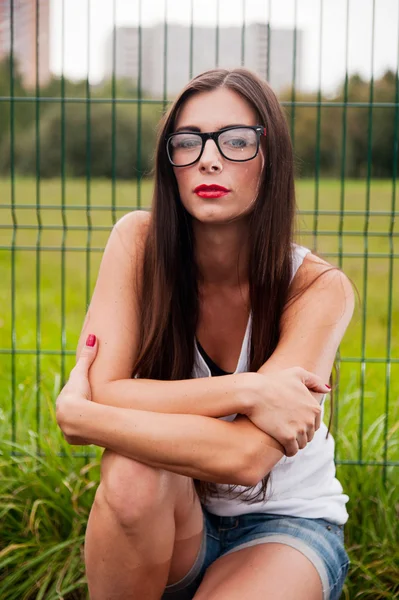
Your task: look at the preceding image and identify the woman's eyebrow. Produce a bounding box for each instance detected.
[174,124,250,133]
[174,125,201,132]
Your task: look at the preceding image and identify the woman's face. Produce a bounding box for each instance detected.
[171,87,264,225]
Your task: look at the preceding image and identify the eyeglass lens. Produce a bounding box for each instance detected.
[168,127,258,166]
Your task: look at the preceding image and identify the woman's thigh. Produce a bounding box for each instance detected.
[192,542,323,600]
[165,475,204,586]
[193,511,348,600]
[163,510,349,599]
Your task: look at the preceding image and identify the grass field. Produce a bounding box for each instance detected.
[0,177,398,598]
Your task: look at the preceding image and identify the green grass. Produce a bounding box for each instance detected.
[0,420,397,599]
[0,177,398,598]
[0,439,99,599]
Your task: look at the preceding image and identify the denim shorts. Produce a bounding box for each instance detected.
[162,507,350,600]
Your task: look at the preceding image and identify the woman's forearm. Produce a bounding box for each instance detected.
[91,372,259,419]
[60,398,279,485]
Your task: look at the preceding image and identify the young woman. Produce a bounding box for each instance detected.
[56,68,354,600]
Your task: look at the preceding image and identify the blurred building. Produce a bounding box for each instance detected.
[0,0,50,88]
[104,23,303,97]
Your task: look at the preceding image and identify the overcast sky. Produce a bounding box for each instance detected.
[50,0,399,94]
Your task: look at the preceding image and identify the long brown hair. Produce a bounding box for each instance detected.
[132,68,322,504]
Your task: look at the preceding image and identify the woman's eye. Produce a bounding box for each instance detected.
[176,138,201,149]
[224,137,248,148]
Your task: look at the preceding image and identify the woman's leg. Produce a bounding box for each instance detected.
[85,449,204,600]
[193,543,323,600]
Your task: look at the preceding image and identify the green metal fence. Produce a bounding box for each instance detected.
[0,0,398,481]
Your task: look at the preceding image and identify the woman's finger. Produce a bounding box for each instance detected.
[69,334,98,381]
[315,408,322,431]
[284,437,299,457]
[299,368,331,394]
[296,431,308,450]
[306,426,315,443]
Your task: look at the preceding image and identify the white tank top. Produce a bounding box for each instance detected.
[192,244,349,525]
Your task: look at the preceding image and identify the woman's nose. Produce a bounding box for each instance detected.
[198,139,223,172]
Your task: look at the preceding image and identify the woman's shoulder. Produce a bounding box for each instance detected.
[115,209,151,237]
[290,245,354,306]
[292,243,332,271]
[113,210,151,255]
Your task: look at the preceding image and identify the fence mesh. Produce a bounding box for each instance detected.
[0,0,398,480]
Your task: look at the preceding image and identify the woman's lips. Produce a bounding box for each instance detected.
[194,185,230,199]
[195,189,230,198]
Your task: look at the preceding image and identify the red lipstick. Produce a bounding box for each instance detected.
[194,184,230,199]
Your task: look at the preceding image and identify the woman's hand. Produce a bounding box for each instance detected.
[245,368,330,457]
[56,334,98,445]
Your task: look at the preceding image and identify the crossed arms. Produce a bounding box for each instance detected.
[58,212,354,486]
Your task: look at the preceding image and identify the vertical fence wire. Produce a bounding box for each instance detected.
[163,0,168,112]
[9,0,16,447]
[335,0,351,450]
[313,0,323,252]
[60,0,67,388]
[338,0,350,272]
[35,0,42,450]
[241,0,245,67]
[111,0,117,225]
[266,0,271,82]
[383,6,399,484]
[189,0,194,80]
[136,0,142,207]
[215,0,220,68]
[85,0,92,315]
[290,0,298,146]
[359,0,376,463]
[84,0,93,463]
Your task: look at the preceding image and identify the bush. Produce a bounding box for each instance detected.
[0,103,158,179]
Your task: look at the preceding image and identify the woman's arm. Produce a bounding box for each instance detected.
[90,373,257,418]
[246,253,355,458]
[58,392,283,486]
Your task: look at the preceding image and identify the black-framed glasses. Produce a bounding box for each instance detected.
[165,125,266,167]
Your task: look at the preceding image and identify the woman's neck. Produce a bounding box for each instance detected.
[193,220,250,287]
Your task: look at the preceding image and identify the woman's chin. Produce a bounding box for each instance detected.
[193,209,235,225]
[191,205,251,225]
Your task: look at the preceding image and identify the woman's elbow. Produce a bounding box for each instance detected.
[91,380,115,405]
[236,466,265,487]
[237,441,283,487]
[236,460,270,487]
[227,419,284,486]
[208,445,259,486]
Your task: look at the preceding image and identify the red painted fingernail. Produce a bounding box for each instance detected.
[325,384,331,390]
[86,334,96,347]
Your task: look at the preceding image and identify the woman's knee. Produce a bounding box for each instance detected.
[95,450,174,528]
